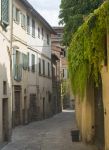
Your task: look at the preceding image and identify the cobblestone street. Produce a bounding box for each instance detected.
[2,110,97,150]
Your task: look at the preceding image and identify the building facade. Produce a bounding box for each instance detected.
[51,27,73,110]
[0,0,12,143]
[12,0,54,127]
[0,0,55,143]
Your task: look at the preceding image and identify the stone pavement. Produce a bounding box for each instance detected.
[2,110,97,150]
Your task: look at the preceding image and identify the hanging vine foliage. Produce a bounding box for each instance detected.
[68,1,109,98]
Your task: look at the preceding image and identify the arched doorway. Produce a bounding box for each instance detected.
[94,75,104,149]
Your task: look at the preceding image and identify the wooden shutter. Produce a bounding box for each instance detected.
[1,0,9,25]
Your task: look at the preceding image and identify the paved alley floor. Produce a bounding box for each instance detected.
[2,110,97,150]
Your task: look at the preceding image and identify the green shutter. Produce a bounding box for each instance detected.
[1,0,9,25]
[13,5,16,21]
[32,54,35,72]
[22,53,28,70]
[17,52,22,81]
[27,52,30,71]
[21,13,25,28]
[13,48,17,79]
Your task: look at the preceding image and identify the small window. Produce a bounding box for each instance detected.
[42,59,45,75]
[32,19,35,37]
[42,28,44,39]
[27,52,30,71]
[15,8,20,23]
[63,69,64,78]
[21,13,26,29]
[38,27,40,38]
[39,58,41,75]
[48,62,50,77]
[22,53,28,70]
[3,81,7,95]
[27,15,30,34]
[31,54,35,72]
[47,34,50,45]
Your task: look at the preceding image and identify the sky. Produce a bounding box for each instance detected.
[27,0,61,26]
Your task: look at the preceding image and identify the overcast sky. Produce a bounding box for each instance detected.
[27,0,61,26]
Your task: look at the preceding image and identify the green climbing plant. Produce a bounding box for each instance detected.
[68,1,109,98]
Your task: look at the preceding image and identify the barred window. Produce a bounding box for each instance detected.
[1,0,9,26]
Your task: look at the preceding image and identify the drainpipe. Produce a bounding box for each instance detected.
[9,0,13,138]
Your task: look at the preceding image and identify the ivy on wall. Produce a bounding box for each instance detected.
[68,1,109,98]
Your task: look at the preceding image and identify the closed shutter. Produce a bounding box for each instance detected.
[21,13,26,28]
[18,52,22,81]
[31,54,35,72]
[27,52,30,71]
[22,53,28,70]
[13,48,17,80]
[1,0,9,25]
[13,5,16,21]
[27,16,30,34]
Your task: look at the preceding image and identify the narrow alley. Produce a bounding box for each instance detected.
[2,111,97,150]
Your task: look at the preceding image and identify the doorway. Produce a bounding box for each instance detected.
[14,86,21,126]
[94,75,104,149]
[24,96,27,124]
[29,94,37,121]
[43,98,45,119]
[2,99,8,141]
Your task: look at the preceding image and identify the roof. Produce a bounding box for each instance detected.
[20,0,56,34]
[53,26,64,30]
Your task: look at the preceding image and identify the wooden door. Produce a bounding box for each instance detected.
[2,99,8,141]
[15,91,21,126]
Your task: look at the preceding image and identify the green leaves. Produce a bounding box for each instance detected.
[59,0,103,46]
[68,1,109,98]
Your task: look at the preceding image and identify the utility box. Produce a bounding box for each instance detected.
[71,129,80,142]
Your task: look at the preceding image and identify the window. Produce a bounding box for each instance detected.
[27,52,30,71]
[13,49,22,81]
[13,6,20,23]
[39,58,41,75]
[42,60,45,75]
[31,54,35,72]
[1,0,9,26]
[38,27,40,38]
[47,34,50,45]
[48,62,50,77]
[63,69,64,78]
[42,28,44,39]
[22,53,28,70]
[3,81,7,95]
[32,19,35,37]
[21,13,26,29]
[27,15,30,34]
